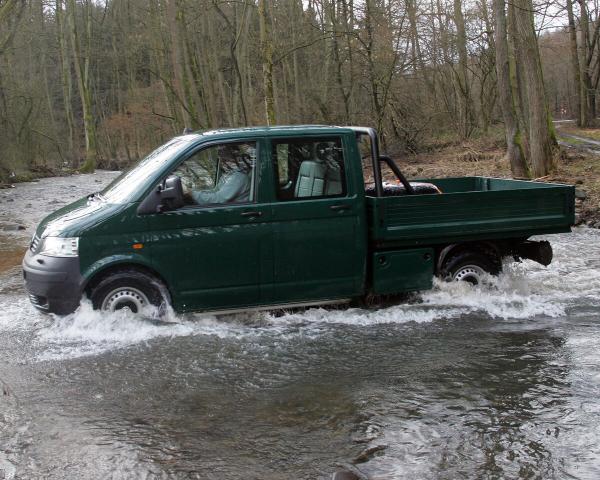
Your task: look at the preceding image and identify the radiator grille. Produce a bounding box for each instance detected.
[30,234,40,253]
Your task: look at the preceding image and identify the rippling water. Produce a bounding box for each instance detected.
[1,175,600,479]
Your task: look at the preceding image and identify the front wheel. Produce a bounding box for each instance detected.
[440,251,501,286]
[89,269,169,315]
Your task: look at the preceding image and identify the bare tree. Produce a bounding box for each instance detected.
[512,0,557,177]
[0,0,579,179]
[67,0,97,172]
[258,0,276,125]
[494,0,529,177]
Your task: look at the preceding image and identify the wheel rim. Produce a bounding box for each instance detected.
[101,287,149,313]
[452,264,486,285]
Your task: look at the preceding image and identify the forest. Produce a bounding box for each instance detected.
[0,0,596,181]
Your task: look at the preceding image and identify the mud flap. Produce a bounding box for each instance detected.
[372,248,434,295]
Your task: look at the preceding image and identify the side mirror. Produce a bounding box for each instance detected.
[137,175,185,215]
[159,175,185,210]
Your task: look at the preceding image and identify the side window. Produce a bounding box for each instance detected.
[272,137,346,200]
[172,141,257,206]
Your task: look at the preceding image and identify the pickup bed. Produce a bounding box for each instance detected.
[23,125,575,315]
[368,177,574,246]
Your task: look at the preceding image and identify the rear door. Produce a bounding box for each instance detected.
[267,134,366,304]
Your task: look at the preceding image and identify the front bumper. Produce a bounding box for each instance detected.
[22,249,84,315]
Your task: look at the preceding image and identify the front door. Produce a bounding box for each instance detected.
[146,139,272,312]
[267,135,366,304]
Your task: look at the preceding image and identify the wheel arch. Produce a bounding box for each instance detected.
[436,241,503,275]
[82,258,172,303]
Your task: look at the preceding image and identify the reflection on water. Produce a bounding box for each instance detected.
[1,171,600,478]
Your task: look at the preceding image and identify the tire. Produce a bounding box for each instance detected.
[440,251,501,286]
[89,269,169,315]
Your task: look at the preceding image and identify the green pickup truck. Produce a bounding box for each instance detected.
[23,126,575,316]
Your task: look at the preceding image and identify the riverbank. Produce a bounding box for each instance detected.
[397,126,600,226]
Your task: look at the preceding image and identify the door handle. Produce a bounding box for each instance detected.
[330,204,349,211]
[241,210,263,217]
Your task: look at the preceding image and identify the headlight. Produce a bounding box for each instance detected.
[39,237,79,257]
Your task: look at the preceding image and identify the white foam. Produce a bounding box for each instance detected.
[0,452,17,480]
[268,255,585,328]
[35,300,257,361]
[0,296,48,332]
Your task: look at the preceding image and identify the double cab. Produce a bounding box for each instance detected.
[23,126,575,315]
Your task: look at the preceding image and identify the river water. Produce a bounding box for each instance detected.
[1,173,599,479]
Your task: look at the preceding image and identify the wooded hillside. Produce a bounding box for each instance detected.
[0,0,595,180]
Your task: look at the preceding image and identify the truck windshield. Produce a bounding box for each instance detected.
[100,136,198,204]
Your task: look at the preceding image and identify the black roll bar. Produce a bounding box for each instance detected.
[349,126,383,197]
[380,155,415,195]
[349,126,414,196]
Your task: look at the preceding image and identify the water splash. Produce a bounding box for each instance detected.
[35,300,255,361]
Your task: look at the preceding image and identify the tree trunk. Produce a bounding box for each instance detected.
[329,0,350,123]
[493,0,529,178]
[452,0,474,138]
[364,0,383,130]
[167,0,193,129]
[577,0,591,126]
[566,0,583,125]
[149,0,180,133]
[0,0,24,55]
[512,0,556,177]
[258,0,276,125]
[67,0,97,172]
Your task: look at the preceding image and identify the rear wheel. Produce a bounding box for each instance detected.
[89,269,169,315]
[440,251,500,286]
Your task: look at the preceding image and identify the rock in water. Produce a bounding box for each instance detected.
[575,188,587,200]
[332,470,360,480]
[353,444,387,464]
[0,223,25,231]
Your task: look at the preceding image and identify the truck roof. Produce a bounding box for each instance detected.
[182,125,357,141]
